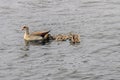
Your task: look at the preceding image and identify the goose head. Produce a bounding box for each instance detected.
[22,26,29,31]
[21,26,29,35]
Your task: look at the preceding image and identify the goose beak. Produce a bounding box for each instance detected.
[21,28,24,31]
[21,26,24,31]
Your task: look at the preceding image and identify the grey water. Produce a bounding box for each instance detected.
[0,0,120,80]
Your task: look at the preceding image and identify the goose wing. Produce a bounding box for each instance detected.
[31,30,50,37]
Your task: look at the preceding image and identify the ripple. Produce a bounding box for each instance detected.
[0,0,120,80]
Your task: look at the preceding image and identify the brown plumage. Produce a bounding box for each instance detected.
[54,34,69,41]
[22,26,50,41]
[68,33,80,43]
[31,31,50,37]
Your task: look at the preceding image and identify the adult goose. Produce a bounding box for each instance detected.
[22,26,50,41]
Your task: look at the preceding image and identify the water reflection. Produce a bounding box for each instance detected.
[21,39,53,51]
[0,0,120,80]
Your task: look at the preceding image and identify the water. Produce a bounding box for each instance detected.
[0,0,120,80]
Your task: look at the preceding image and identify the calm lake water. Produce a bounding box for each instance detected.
[0,0,120,80]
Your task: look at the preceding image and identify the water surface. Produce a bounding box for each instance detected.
[0,0,120,80]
